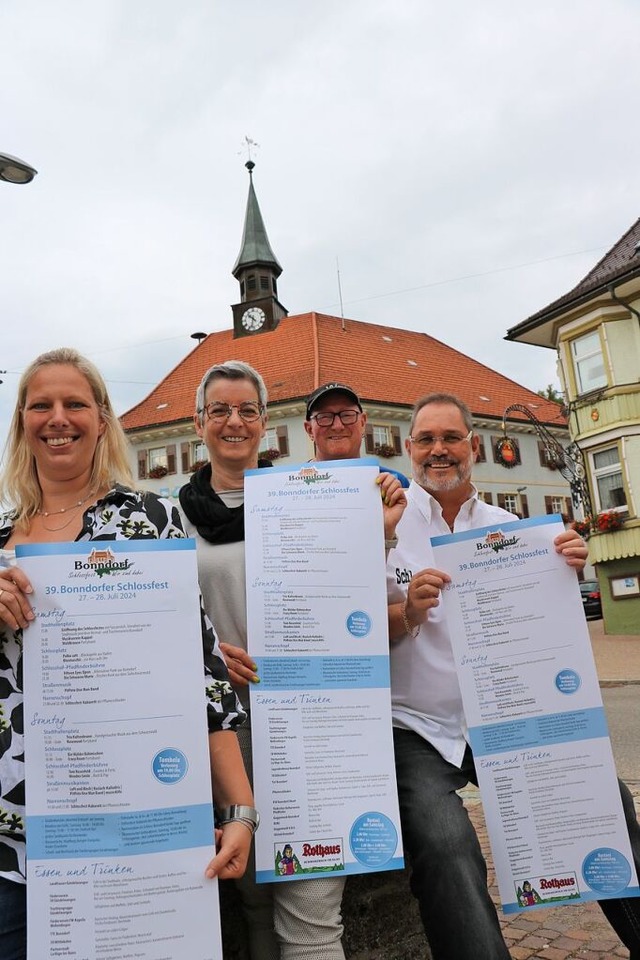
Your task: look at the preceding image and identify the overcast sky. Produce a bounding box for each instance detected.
[1,0,639,445]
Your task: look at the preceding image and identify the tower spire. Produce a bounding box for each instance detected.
[231,159,287,338]
[232,161,282,278]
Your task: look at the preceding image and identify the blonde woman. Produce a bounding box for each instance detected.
[0,348,255,960]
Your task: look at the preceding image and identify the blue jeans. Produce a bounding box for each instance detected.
[393,729,510,960]
[0,878,26,960]
[394,729,640,960]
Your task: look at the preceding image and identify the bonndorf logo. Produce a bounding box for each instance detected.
[476,530,520,554]
[74,548,133,578]
[289,466,332,485]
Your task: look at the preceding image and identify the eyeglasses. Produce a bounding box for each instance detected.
[309,409,361,427]
[201,402,264,423]
[408,430,473,450]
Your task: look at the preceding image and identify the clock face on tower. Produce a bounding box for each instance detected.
[241,306,266,332]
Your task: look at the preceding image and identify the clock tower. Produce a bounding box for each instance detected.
[231,161,287,338]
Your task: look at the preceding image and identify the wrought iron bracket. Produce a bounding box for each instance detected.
[501,404,592,518]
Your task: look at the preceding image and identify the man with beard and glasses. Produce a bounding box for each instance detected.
[385,392,640,960]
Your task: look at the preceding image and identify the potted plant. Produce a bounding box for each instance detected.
[189,458,209,473]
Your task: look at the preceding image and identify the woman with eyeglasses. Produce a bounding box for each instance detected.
[179,360,347,960]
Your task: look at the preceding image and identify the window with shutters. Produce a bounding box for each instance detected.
[544,496,574,521]
[260,425,289,459]
[496,492,528,517]
[538,440,560,469]
[365,424,402,457]
[182,440,208,473]
[475,437,487,463]
[143,444,177,478]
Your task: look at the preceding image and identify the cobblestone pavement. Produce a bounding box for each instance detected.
[465,791,638,960]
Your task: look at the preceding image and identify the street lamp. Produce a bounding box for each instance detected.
[0,152,38,184]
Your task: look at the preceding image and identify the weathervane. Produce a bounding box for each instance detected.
[239,136,260,166]
[501,403,593,518]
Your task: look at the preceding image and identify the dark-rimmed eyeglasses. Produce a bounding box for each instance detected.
[309,409,361,427]
[408,430,473,450]
[201,402,265,423]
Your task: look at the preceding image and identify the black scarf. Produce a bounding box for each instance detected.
[179,460,272,545]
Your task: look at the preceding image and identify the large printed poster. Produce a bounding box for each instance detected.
[20,538,222,959]
[432,514,640,912]
[244,458,404,883]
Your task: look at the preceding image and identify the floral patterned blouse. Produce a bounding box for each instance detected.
[0,485,244,883]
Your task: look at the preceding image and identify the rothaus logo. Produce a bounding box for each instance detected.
[475,530,520,554]
[288,467,332,486]
[73,548,133,578]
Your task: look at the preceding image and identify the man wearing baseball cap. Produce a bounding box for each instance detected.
[304,382,409,487]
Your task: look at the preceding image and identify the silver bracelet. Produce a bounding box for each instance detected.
[217,804,260,835]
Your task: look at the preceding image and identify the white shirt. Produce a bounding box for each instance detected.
[386,480,516,767]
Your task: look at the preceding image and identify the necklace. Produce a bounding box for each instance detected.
[37,491,95,532]
[38,491,94,518]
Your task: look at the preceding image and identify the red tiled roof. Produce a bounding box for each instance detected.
[121,312,565,431]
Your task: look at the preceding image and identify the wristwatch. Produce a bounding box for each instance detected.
[217,804,260,835]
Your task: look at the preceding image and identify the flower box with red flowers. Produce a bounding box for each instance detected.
[595,511,625,534]
[374,443,397,459]
[572,518,592,539]
[262,448,282,461]
[148,465,169,479]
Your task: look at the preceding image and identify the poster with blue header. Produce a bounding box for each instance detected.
[431,514,640,913]
[244,458,404,882]
[19,538,223,959]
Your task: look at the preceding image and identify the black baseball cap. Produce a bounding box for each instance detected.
[306,382,363,419]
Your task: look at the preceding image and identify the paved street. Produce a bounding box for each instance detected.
[464,618,640,960]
